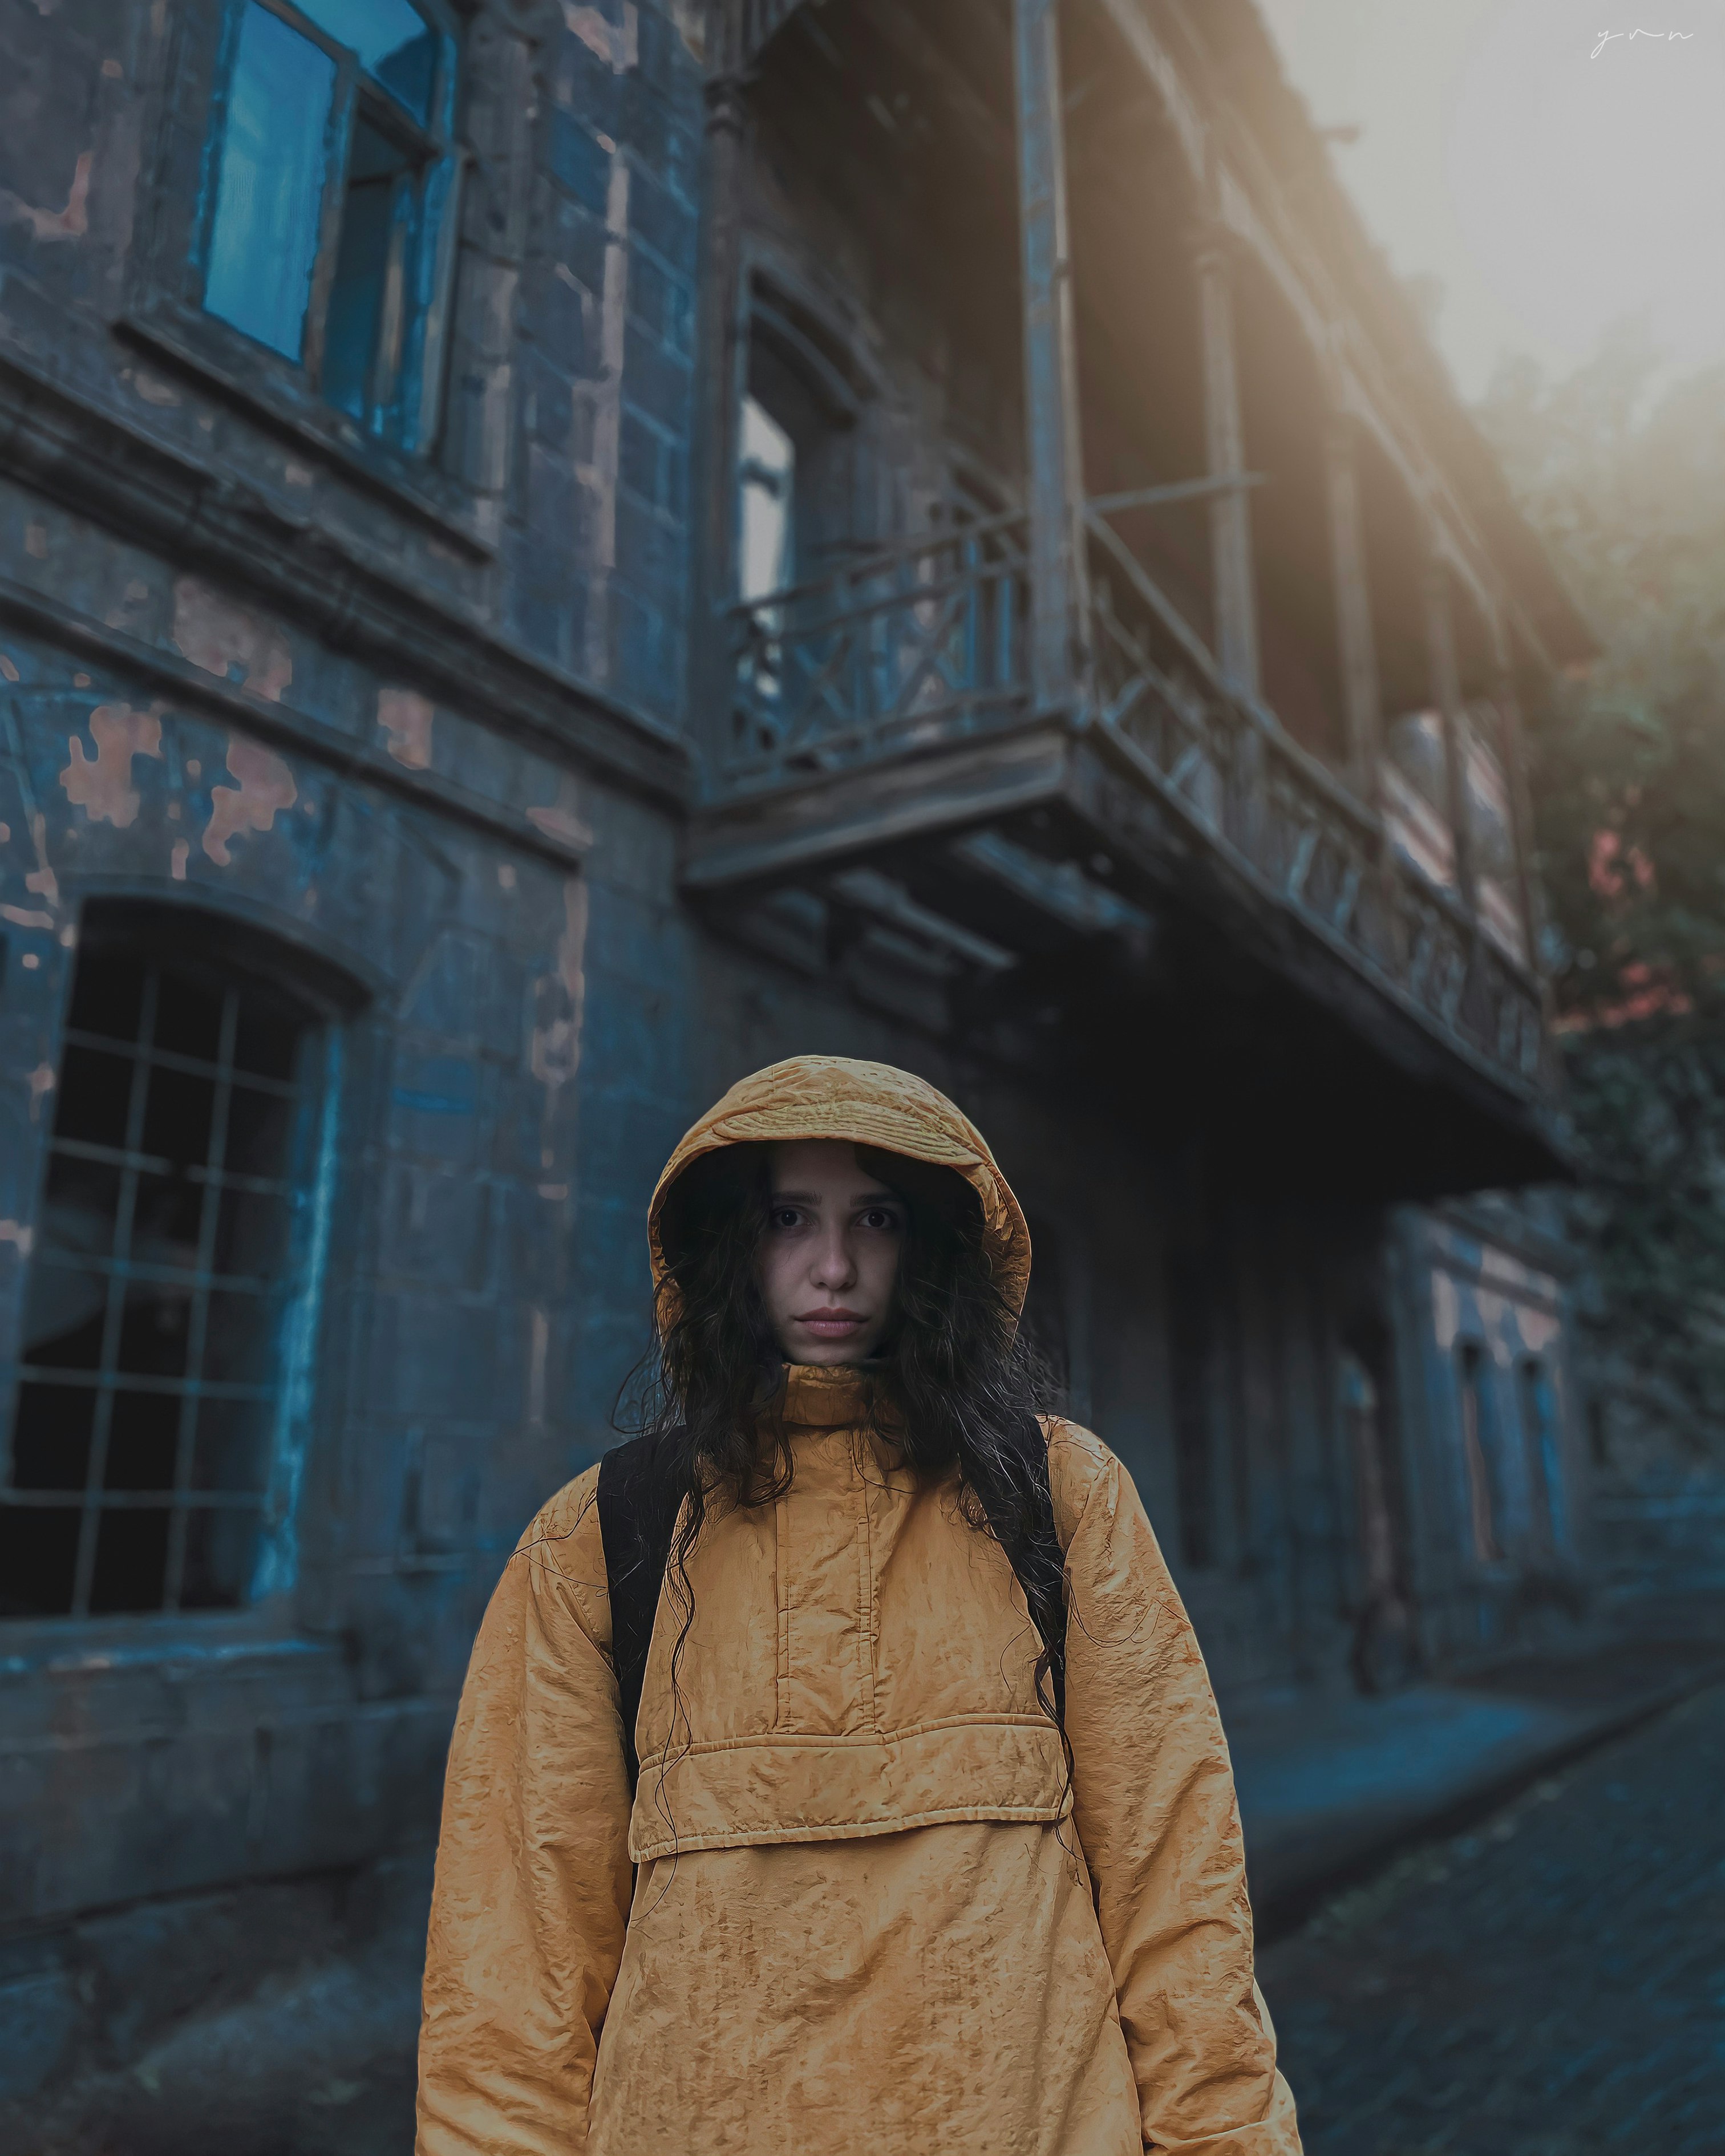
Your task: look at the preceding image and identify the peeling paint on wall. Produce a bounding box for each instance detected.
[59,703,164,827]
[172,578,293,702]
[531,878,588,1093]
[565,2,638,68]
[201,735,298,865]
[377,688,434,770]
[525,781,593,851]
[27,1063,55,1121]
[0,1220,36,1258]
[0,149,92,242]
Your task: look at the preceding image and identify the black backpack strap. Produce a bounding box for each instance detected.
[597,1428,687,1794]
[975,1412,1068,1722]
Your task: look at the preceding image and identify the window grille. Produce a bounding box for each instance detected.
[201,0,460,452]
[1,930,323,1619]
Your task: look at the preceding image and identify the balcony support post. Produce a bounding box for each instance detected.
[1491,629,1546,974]
[691,69,752,784]
[1013,0,1090,712]
[1424,544,1479,915]
[1193,234,1260,700]
[1325,414,1382,799]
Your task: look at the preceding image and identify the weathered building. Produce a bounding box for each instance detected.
[0,0,1592,2108]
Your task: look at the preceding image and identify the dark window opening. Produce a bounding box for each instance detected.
[1168,1260,1214,1569]
[1456,1342,1503,1563]
[1019,1215,1070,1411]
[1,921,324,1620]
[322,113,418,425]
[1587,1389,1609,1468]
[1339,1332,1418,1693]
[1232,257,1345,765]
[1357,434,1430,724]
[1518,1357,1565,1555]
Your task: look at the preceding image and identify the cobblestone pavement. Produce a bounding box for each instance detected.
[1260,1681,1725,2156]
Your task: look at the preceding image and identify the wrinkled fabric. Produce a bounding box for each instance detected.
[418,1057,1300,2156]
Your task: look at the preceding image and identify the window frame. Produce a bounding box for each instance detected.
[732,261,876,605]
[194,0,464,457]
[1455,1340,1505,1566]
[0,905,350,1628]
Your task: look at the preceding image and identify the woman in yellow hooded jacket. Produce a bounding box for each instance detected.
[416,1055,1302,2156]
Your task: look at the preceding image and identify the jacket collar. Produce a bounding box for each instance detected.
[781,1363,872,1429]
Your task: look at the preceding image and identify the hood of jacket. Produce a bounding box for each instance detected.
[649,1055,1031,1324]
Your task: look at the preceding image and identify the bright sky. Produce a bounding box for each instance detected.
[1255,0,1725,398]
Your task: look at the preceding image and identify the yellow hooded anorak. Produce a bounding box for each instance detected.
[416,1056,1301,2156]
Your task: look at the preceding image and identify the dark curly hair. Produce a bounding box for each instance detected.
[623,1140,1067,1780]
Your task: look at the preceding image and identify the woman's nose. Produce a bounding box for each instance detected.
[811,1228,856,1289]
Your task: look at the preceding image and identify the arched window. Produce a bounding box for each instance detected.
[1,907,341,1620]
[201,0,461,452]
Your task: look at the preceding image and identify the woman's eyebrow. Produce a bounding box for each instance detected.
[850,1189,900,1206]
[769,1188,820,1205]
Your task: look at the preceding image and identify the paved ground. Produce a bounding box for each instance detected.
[14,1675,1722,2155]
[1260,1680,1725,2156]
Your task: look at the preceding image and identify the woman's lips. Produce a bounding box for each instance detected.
[796,1308,866,1336]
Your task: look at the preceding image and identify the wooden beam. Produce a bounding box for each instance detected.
[1491,670,1546,979]
[1014,0,1090,711]
[690,71,751,787]
[1325,415,1382,797]
[682,719,1072,889]
[1192,233,1260,700]
[950,830,1154,936]
[1089,473,1265,517]
[827,867,1019,971]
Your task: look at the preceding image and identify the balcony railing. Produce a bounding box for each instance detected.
[718,504,1550,1096]
[724,513,1031,788]
[1086,504,1550,1091]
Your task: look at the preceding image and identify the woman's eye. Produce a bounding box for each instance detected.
[769,1207,803,1231]
[860,1207,901,1231]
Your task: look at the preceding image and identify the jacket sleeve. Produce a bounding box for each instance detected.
[416,1466,634,2156]
[1053,1428,1302,2156]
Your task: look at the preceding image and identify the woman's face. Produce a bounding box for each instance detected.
[758,1140,906,1364]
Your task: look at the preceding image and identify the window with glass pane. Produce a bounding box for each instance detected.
[203,0,456,451]
[740,397,796,604]
[0,926,323,1620]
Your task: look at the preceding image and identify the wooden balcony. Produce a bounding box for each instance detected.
[723,513,1032,790]
[687,516,1568,1194]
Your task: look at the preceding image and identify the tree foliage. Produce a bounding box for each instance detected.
[1477,334,1725,1461]
[1479,330,1725,1018]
